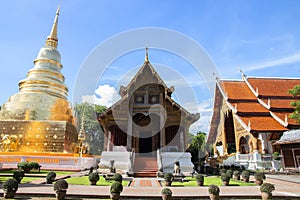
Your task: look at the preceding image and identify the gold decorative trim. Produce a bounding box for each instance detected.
[33,58,62,68]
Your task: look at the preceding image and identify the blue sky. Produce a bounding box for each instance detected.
[0,0,300,133]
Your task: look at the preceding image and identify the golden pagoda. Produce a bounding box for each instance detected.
[0,5,78,153]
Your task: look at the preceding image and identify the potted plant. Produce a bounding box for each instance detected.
[220,173,230,186]
[260,183,275,200]
[208,184,220,200]
[13,170,25,183]
[110,181,123,200]
[195,174,204,186]
[233,170,240,180]
[254,172,266,186]
[161,187,172,200]
[226,169,233,178]
[88,172,100,185]
[46,171,57,184]
[2,178,18,199]
[112,173,123,183]
[53,179,68,200]
[164,173,173,186]
[241,170,250,182]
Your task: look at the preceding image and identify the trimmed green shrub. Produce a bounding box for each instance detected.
[110,181,123,194]
[208,184,220,195]
[89,172,100,185]
[161,187,172,195]
[46,171,57,184]
[226,169,233,178]
[2,178,18,192]
[112,173,123,183]
[53,179,68,191]
[13,170,25,183]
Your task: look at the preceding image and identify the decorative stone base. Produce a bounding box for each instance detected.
[99,151,132,173]
[160,152,194,174]
[0,152,97,171]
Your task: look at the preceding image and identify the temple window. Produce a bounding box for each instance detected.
[149,95,159,104]
[135,95,144,104]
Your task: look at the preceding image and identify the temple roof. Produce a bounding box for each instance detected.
[99,53,199,122]
[275,129,300,144]
[208,73,300,144]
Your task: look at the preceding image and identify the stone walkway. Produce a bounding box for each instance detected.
[130,178,161,187]
[0,173,299,199]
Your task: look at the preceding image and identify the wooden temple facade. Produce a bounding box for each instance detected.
[97,52,199,175]
[208,72,300,169]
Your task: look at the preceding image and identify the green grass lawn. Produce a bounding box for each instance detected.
[171,176,256,187]
[0,176,42,184]
[66,176,130,186]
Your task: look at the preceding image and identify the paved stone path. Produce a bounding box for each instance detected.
[0,172,299,199]
[130,178,161,187]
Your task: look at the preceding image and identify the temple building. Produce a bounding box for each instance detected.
[208,71,300,169]
[0,6,78,154]
[98,50,200,176]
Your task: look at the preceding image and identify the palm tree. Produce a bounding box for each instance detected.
[191,132,207,163]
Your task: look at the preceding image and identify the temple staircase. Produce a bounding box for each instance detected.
[133,156,158,177]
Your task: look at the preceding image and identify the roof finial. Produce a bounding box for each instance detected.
[145,45,149,62]
[46,4,60,48]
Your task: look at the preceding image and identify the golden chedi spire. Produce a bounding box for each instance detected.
[46,4,60,48]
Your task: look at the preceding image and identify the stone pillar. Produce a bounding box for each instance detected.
[107,131,112,151]
[127,117,132,151]
[180,131,184,152]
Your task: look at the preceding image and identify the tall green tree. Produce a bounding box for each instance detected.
[289,84,300,122]
[188,131,207,163]
[74,102,106,155]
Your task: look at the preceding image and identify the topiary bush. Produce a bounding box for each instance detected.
[208,184,220,195]
[161,187,172,196]
[89,172,100,185]
[241,170,250,182]
[53,179,68,192]
[112,173,123,183]
[226,169,233,178]
[195,174,204,182]
[17,161,41,173]
[46,171,57,184]
[254,172,266,181]
[13,170,25,184]
[110,181,123,194]
[2,178,18,192]
[260,183,275,195]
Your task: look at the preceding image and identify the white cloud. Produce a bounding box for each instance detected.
[247,52,300,72]
[81,84,119,107]
[186,100,213,134]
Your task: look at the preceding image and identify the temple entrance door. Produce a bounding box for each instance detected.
[139,136,152,155]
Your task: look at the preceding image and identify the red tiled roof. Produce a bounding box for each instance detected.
[271,112,299,126]
[233,102,269,113]
[208,76,300,141]
[247,78,300,97]
[220,81,256,100]
[261,99,294,109]
[239,116,288,132]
